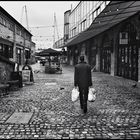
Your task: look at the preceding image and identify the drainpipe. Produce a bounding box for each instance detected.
[23,31,26,65]
[13,25,16,63]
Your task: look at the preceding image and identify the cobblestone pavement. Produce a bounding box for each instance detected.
[0,62,140,139]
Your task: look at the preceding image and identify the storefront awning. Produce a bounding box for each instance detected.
[0,37,13,46]
[37,48,62,57]
[0,55,15,66]
[66,1,140,47]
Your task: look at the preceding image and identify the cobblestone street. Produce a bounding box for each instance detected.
[0,62,140,139]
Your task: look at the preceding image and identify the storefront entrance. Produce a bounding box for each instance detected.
[100,37,111,74]
[117,23,138,81]
[73,47,79,65]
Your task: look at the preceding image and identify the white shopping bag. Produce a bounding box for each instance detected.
[71,87,79,102]
[88,88,96,102]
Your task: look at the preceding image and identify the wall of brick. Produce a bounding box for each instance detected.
[0,7,33,66]
[138,49,140,82]
[0,24,14,42]
[0,61,14,84]
[25,40,31,48]
[15,34,24,46]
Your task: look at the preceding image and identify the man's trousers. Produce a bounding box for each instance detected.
[79,87,89,113]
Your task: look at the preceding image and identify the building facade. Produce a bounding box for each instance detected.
[64,10,71,44]
[65,1,140,82]
[64,1,110,65]
[69,1,110,39]
[0,6,34,65]
[53,1,110,63]
[53,37,64,49]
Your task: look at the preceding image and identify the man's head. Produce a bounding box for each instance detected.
[80,55,84,62]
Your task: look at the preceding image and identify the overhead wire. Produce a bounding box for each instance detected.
[29,4,137,30]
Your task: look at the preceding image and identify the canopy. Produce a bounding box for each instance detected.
[36,48,62,56]
[66,1,140,47]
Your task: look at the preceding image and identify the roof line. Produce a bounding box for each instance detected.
[0,6,32,36]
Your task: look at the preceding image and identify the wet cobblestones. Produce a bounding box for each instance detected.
[0,63,140,139]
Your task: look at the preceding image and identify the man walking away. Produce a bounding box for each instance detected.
[74,55,92,114]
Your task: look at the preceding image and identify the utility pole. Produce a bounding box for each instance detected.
[55,13,59,41]
[20,6,24,24]
[20,5,29,31]
[53,12,59,47]
[53,13,55,46]
[25,5,29,31]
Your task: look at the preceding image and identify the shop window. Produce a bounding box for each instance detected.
[25,50,30,59]
[0,44,3,55]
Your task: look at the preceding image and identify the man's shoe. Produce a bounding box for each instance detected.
[83,108,87,114]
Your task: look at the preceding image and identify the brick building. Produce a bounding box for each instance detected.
[0,6,34,65]
[0,6,35,83]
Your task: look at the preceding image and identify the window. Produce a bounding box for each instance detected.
[21,30,24,37]
[83,20,86,30]
[9,22,14,31]
[0,16,6,26]
[101,2,106,11]
[89,14,92,25]
[80,20,86,32]
[72,27,76,37]
[25,33,31,41]
[6,21,10,28]
[16,27,21,35]
[8,46,13,58]
[119,32,128,44]
[25,50,30,59]
[96,6,101,17]
[16,48,21,54]
[0,44,3,55]
[0,44,13,58]
[92,11,95,21]
[81,22,82,32]
[0,16,3,24]
[3,18,6,26]
[86,16,90,28]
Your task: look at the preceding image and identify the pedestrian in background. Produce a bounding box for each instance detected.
[74,55,92,114]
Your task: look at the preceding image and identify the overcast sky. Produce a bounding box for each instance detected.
[0,1,79,49]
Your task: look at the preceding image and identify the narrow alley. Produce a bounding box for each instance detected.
[0,62,140,139]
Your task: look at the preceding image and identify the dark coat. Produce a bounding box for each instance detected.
[74,62,92,88]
